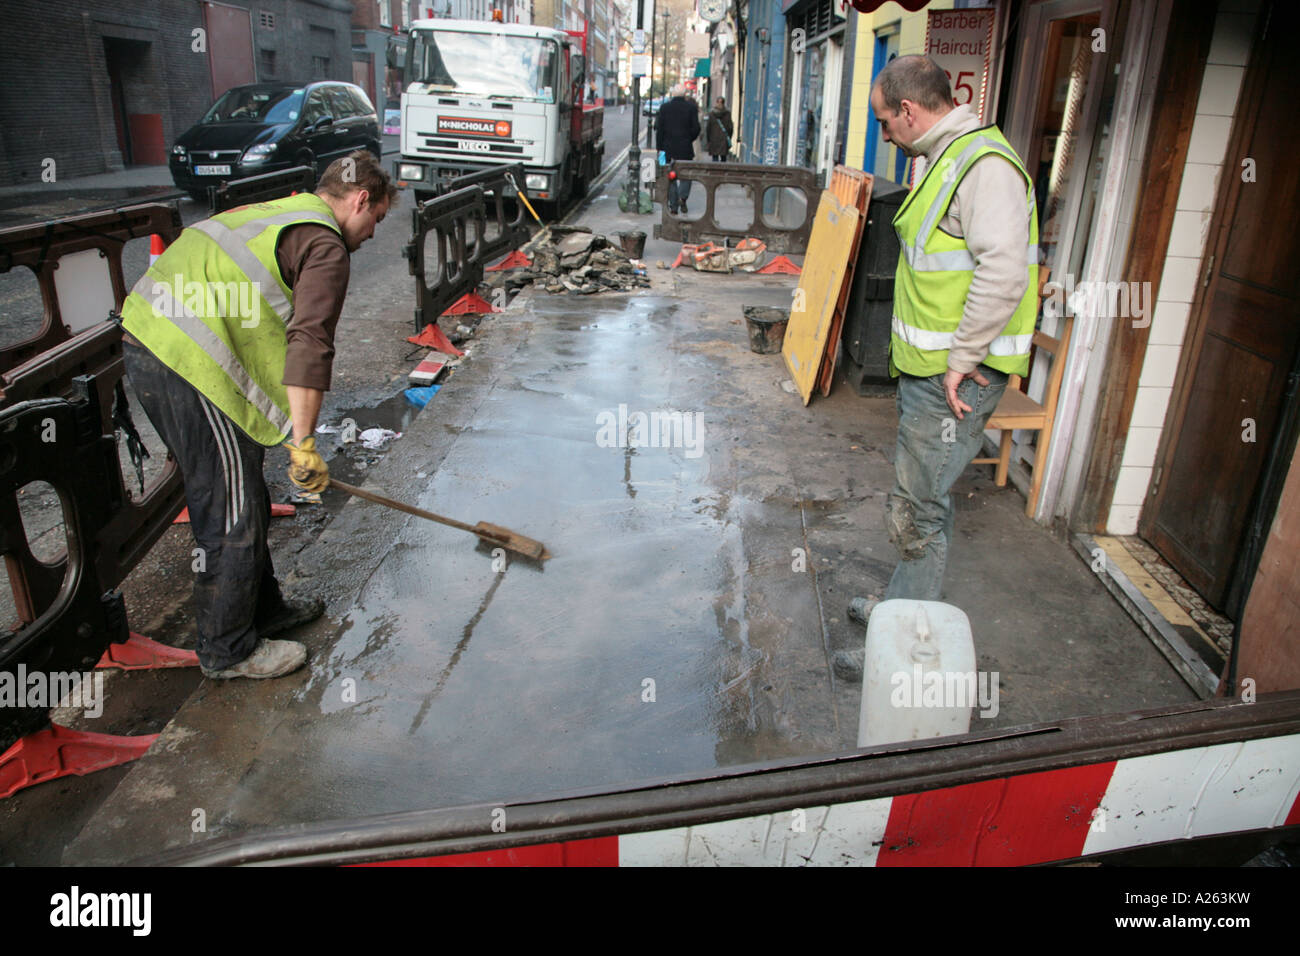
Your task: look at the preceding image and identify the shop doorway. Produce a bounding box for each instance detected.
[1141,2,1300,617]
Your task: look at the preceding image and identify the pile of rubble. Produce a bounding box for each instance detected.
[496,225,651,296]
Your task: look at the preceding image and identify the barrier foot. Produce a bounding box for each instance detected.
[485,250,533,271]
[442,292,501,316]
[97,632,199,671]
[407,323,466,356]
[1,725,158,799]
[758,255,802,275]
[175,502,295,524]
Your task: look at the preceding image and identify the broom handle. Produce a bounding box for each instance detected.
[328,479,502,542]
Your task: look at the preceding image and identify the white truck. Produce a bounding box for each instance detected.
[390,18,604,211]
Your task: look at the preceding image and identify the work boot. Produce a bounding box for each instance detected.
[847,596,880,627]
[833,597,880,683]
[258,596,325,640]
[201,639,307,680]
[832,648,866,682]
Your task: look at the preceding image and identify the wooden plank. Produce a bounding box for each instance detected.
[781,190,861,405]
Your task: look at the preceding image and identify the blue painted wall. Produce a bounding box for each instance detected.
[739,0,787,165]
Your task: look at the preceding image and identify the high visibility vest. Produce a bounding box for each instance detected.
[890,125,1039,378]
[121,194,342,446]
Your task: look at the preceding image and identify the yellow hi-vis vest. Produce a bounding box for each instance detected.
[121,194,342,446]
[890,125,1039,378]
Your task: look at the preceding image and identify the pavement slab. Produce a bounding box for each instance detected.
[63,194,1196,864]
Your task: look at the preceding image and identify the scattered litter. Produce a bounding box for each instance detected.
[315,423,341,434]
[780,379,797,393]
[405,385,441,408]
[292,488,322,505]
[359,427,402,449]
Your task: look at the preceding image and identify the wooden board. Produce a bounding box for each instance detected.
[817,166,874,397]
[781,190,861,405]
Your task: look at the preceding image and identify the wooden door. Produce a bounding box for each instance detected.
[1141,2,1299,613]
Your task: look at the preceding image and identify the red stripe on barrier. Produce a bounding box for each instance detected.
[356,836,619,867]
[1286,789,1300,827]
[877,762,1117,866]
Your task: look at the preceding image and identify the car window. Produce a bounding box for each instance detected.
[303,89,331,124]
[351,87,376,116]
[327,88,357,119]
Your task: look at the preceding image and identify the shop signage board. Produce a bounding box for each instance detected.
[925,8,996,122]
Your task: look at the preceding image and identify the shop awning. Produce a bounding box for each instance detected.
[694,58,711,78]
[848,0,927,10]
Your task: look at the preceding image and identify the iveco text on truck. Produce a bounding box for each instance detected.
[390,19,604,212]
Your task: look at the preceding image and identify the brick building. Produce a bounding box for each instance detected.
[0,0,355,184]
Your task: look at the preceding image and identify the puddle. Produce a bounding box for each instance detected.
[315,389,427,512]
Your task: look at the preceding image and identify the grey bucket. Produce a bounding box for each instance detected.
[617,231,647,258]
[743,306,790,354]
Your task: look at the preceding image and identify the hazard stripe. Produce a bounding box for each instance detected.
[359,735,1300,867]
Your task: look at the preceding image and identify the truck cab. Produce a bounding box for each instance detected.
[392,19,603,208]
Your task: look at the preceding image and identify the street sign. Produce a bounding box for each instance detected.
[631,53,651,77]
[633,29,646,54]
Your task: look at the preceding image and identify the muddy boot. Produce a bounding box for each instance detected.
[258,596,325,640]
[847,596,879,627]
[832,648,866,682]
[201,639,308,679]
[834,597,880,682]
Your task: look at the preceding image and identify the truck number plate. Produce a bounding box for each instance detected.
[194,164,232,175]
[457,140,491,153]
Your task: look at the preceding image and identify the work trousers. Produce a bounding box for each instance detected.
[884,365,1008,601]
[123,341,287,670]
[667,176,692,211]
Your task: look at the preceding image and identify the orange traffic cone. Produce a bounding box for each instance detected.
[149,234,166,267]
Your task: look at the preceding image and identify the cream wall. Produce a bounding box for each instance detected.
[845,0,955,177]
[1105,0,1261,533]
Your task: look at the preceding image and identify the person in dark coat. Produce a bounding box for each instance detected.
[655,85,701,214]
[706,98,733,161]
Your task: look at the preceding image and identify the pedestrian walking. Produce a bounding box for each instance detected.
[706,97,733,162]
[656,84,702,214]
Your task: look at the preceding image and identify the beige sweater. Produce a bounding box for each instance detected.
[909,105,1033,374]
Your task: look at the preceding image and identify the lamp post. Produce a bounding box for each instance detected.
[660,10,670,96]
[625,0,645,211]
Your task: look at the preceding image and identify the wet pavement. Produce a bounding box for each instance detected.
[62,186,1197,864]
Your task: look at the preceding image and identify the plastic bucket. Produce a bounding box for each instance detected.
[743,306,789,354]
[617,231,647,258]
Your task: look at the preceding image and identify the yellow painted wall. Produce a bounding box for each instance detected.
[845,0,955,179]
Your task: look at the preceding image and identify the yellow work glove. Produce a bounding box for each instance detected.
[284,436,329,494]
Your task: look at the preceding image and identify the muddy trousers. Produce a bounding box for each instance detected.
[122,341,287,670]
[884,366,1009,601]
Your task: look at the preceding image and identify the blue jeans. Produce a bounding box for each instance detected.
[883,365,1008,601]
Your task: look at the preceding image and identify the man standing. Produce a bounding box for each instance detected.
[834,56,1038,680]
[706,96,733,162]
[655,84,701,214]
[120,151,396,679]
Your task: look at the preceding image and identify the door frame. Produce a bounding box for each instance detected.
[1138,0,1292,617]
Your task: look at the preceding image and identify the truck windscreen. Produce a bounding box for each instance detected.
[410,32,560,103]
